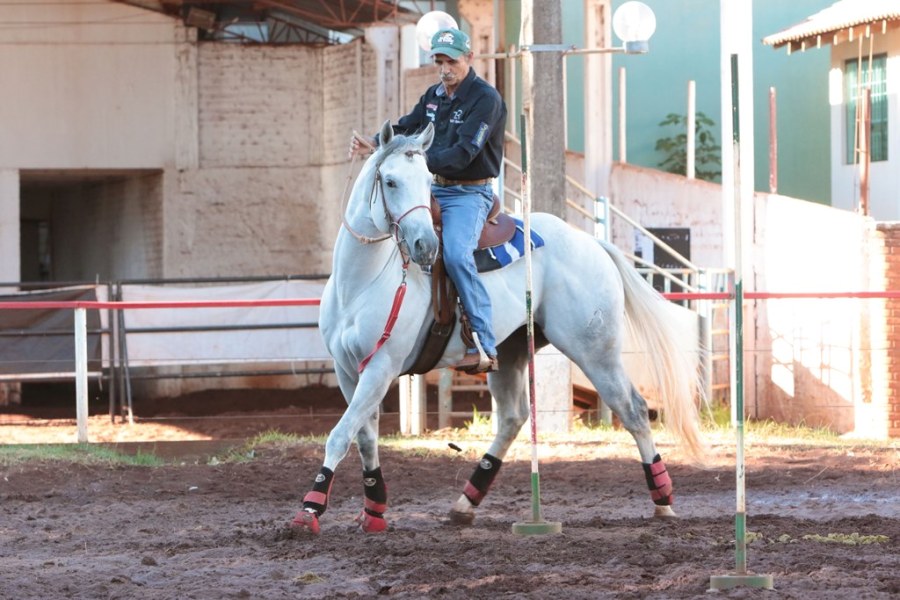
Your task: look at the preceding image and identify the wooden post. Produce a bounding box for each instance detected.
[687,80,696,179]
[75,308,89,443]
[768,87,777,193]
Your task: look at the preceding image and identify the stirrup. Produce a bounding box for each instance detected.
[454,332,498,373]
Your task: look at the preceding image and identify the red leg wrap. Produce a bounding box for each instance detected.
[642,454,674,506]
[303,491,328,506]
[463,481,485,505]
[358,468,388,533]
[463,454,502,507]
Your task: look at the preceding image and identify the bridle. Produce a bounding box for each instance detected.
[341,147,432,256]
[340,143,435,373]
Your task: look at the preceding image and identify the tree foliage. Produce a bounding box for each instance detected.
[655,112,722,182]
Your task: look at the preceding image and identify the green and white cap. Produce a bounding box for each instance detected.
[429,28,471,58]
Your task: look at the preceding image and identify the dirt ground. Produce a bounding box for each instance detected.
[1,387,898,599]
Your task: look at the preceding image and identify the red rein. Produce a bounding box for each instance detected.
[358,261,410,373]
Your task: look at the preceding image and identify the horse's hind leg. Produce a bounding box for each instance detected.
[586,364,676,517]
[449,328,531,525]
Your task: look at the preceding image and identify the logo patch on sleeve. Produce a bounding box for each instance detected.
[472,122,490,148]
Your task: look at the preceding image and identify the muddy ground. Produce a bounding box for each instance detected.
[1,387,898,599]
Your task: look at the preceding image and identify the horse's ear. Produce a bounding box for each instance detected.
[417,122,434,151]
[380,120,393,147]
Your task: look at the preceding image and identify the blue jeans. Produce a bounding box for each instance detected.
[432,183,497,356]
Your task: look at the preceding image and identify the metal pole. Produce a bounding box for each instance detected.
[512,110,561,536]
[618,67,626,162]
[74,307,89,443]
[709,54,774,591]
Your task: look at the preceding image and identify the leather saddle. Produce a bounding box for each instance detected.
[403,194,516,375]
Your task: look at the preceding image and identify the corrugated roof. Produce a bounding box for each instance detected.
[117,0,421,44]
[763,0,900,50]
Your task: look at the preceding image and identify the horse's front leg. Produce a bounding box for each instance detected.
[353,410,389,533]
[291,362,394,534]
[449,339,531,525]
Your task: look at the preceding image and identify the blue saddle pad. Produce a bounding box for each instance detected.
[474,218,545,273]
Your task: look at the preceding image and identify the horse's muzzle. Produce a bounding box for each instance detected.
[407,234,439,266]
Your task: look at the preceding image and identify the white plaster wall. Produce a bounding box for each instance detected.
[609,163,725,268]
[610,161,877,433]
[829,30,900,220]
[750,192,872,432]
[0,1,185,169]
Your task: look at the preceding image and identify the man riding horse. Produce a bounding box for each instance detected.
[351,27,507,375]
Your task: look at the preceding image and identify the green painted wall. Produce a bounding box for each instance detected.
[494,1,831,204]
[751,0,831,203]
[605,0,831,203]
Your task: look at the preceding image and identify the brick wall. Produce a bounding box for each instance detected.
[197,44,320,168]
[163,40,380,278]
[874,223,900,438]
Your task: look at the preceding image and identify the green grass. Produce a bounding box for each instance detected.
[463,406,493,437]
[212,430,323,464]
[0,443,164,467]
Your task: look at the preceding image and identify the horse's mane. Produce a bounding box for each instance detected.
[375,132,426,169]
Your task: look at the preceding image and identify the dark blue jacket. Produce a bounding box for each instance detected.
[392,68,507,180]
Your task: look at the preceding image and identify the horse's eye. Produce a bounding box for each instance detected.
[386,179,397,188]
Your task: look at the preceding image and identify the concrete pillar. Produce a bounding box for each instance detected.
[583,0,613,197]
[0,170,20,289]
[174,24,199,171]
[399,374,426,435]
[364,25,401,123]
[534,345,572,433]
[521,0,566,218]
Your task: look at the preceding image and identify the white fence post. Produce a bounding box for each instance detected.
[74,307,89,443]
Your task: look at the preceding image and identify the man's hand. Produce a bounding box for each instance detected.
[349,131,376,159]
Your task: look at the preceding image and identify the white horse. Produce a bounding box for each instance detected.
[291,121,704,534]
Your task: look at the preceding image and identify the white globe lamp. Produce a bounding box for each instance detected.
[415,10,459,52]
[612,1,657,54]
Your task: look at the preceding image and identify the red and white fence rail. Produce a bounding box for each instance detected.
[2,289,897,442]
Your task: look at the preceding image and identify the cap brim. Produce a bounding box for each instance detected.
[429,47,466,59]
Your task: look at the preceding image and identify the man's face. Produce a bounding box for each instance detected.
[433,53,471,88]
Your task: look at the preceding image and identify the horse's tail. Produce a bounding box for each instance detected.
[599,240,707,462]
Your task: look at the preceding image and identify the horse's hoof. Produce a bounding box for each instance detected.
[356,511,388,533]
[290,510,321,534]
[653,505,677,519]
[448,510,475,526]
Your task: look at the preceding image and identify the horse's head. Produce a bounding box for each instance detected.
[368,121,439,266]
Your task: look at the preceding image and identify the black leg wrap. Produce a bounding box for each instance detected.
[464,453,503,506]
[362,467,388,517]
[302,467,334,516]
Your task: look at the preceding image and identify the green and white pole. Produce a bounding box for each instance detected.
[709,55,773,591]
[512,112,561,536]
